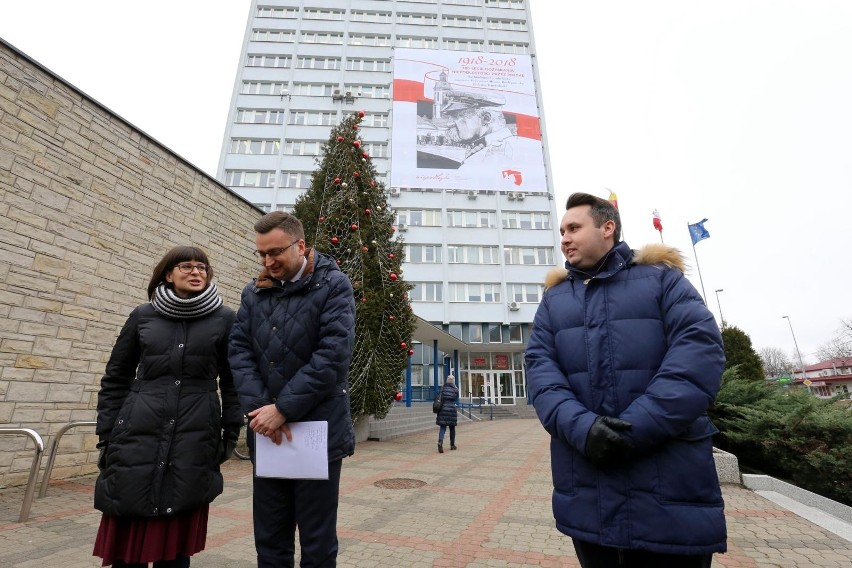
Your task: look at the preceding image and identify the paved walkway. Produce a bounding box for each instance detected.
[1,420,851,567]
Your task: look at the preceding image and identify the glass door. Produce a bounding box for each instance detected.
[491,371,515,405]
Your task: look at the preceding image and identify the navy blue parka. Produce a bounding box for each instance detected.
[525,242,726,555]
[228,249,356,462]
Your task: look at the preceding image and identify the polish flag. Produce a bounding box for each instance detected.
[652,209,663,232]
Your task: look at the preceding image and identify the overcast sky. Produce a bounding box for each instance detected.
[3,1,851,364]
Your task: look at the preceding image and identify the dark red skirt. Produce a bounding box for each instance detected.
[92,505,208,566]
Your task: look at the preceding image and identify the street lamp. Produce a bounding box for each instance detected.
[782,316,806,380]
[714,289,725,327]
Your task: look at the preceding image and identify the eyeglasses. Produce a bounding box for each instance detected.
[176,263,208,274]
[255,239,302,260]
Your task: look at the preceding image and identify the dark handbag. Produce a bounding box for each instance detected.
[432,390,443,413]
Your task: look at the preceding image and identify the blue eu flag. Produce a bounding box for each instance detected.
[688,219,710,245]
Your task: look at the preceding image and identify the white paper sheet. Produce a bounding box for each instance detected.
[254,421,329,480]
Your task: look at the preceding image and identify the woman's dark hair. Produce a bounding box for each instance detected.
[146,246,213,299]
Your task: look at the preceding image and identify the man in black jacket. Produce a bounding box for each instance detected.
[229,211,356,568]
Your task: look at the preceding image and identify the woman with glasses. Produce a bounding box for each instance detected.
[92,246,241,568]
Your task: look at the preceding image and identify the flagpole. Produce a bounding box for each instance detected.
[689,222,708,304]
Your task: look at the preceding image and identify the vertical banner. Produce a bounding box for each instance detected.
[391,48,547,192]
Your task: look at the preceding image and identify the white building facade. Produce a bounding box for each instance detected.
[218,0,560,406]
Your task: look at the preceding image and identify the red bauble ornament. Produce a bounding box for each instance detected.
[407,349,415,356]
[337,136,344,142]
[319,216,326,222]
[364,208,371,216]
[389,273,398,281]
[399,342,407,349]
[362,152,369,159]
[388,253,395,259]
[336,259,342,265]
[331,236,339,245]
[350,224,359,231]
[361,297,367,303]
[361,246,369,252]
[388,315,395,321]
[403,293,408,299]
[353,140,361,148]
[370,180,376,187]
[353,171,360,178]
[334,177,341,184]
[353,124,359,130]
[358,111,366,118]
[394,391,403,401]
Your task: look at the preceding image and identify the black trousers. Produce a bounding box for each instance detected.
[253,459,343,568]
[572,539,713,568]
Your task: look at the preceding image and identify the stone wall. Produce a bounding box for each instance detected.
[0,39,262,486]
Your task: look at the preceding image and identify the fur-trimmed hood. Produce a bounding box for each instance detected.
[544,243,686,290]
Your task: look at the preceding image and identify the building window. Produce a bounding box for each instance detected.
[301,32,344,44]
[410,282,443,302]
[230,139,280,155]
[291,83,335,96]
[360,113,389,127]
[443,16,482,28]
[297,56,341,70]
[507,283,544,303]
[303,8,345,20]
[280,171,312,189]
[405,245,442,263]
[449,283,501,303]
[351,11,393,23]
[485,0,525,9]
[396,36,439,49]
[469,324,483,343]
[448,324,463,339]
[349,34,392,47]
[488,324,502,343]
[397,13,438,25]
[508,324,522,343]
[446,245,499,264]
[282,140,321,156]
[344,84,391,98]
[225,170,276,188]
[443,39,485,51]
[503,246,554,265]
[502,211,551,230]
[257,6,298,18]
[251,29,295,42]
[236,109,285,125]
[241,81,288,95]
[447,210,497,228]
[289,110,336,126]
[346,59,392,72]
[487,18,528,31]
[247,54,291,68]
[362,142,389,158]
[444,0,483,6]
[489,41,529,54]
[396,209,442,226]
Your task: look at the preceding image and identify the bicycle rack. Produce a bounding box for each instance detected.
[0,428,45,522]
[38,421,97,498]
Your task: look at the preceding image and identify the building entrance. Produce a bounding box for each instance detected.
[467,371,515,405]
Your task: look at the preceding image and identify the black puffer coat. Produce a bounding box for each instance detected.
[94,303,240,517]
[228,249,356,462]
[435,382,459,426]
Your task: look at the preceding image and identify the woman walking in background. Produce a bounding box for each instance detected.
[93,246,242,567]
[436,374,460,453]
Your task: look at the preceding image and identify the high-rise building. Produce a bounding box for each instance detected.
[218,0,560,406]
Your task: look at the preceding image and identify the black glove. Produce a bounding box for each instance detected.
[585,416,635,468]
[96,439,108,471]
[219,427,240,464]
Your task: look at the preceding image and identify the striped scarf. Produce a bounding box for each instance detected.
[150,282,223,319]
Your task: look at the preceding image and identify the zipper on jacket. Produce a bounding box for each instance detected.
[618,548,625,565]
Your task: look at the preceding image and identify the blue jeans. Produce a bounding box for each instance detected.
[438,425,455,445]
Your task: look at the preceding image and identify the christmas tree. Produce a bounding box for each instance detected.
[294,111,416,420]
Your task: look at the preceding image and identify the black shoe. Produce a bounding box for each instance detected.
[450,444,457,450]
[438,443,444,453]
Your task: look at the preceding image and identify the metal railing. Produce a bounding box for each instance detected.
[38,421,96,498]
[0,428,45,522]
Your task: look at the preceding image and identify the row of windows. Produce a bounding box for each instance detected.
[240,82,395,98]
[258,1,525,22]
[224,170,388,189]
[229,139,389,157]
[236,109,387,127]
[250,29,528,53]
[405,245,554,265]
[448,323,524,344]
[409,282,543,303]
[397,209,551,230]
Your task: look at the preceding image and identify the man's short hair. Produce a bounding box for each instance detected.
[565,192,622,243]
[254,211,305,240]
